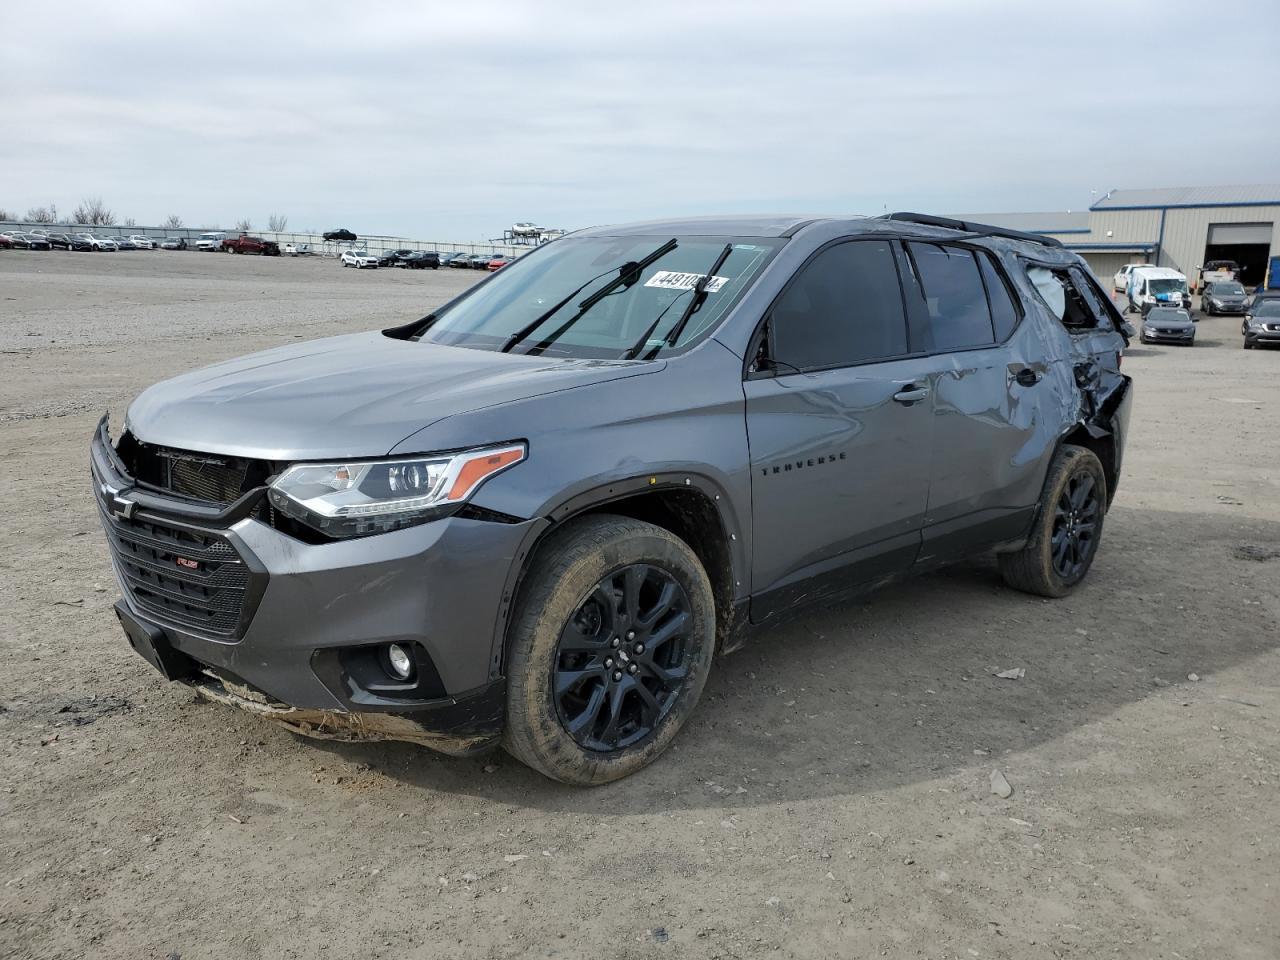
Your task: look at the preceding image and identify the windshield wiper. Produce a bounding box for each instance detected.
[628,243,733,361]
[620,289,691,360]
[502,238,678,355]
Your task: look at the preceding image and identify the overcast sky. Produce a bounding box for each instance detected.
[3,1,1278,241]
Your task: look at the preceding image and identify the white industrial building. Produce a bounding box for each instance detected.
[963,184,1280,288]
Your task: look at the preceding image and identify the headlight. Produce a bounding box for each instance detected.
[268,443,525,538]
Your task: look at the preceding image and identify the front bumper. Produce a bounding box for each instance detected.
[1245,327,1280,343]
[1142,328,1195,342]
[1210,303,1246,314]
[91,417,543,750]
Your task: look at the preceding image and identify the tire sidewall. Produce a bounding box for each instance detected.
[504,517,716,785]
[1032,448,1107,596]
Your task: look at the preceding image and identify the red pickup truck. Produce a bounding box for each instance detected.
[222,234,281,256]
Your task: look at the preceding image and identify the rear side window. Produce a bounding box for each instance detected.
[769,240,908,371]
[978,254,1020,341]
[907,243,995,350]
[1026,265,1108,330]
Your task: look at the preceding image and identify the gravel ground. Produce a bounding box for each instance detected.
[1,251,1278,960]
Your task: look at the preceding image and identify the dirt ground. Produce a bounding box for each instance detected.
[1,251,1277,960]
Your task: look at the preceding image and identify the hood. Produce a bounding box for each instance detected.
[1146,314,1193,328]
[126,331,660,459]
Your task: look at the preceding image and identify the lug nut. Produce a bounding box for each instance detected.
[611,637,621,648]
[612,671,623,682]
[626,630,636,640]
[604,658,614,669]
[628,663,638,675]
[634,643,645,654]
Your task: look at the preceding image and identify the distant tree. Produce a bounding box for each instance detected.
[26,204,58,223]
[0,207,14,221]
[71,197,115,226]
[123,217,137,228]
[162,214,184,229]
[235,218,253,232]
[267,213,288,232]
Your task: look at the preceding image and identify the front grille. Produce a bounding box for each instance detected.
[115,431,270,505]
[98,502,254,639]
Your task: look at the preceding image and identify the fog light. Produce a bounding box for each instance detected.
[386,643,414,680]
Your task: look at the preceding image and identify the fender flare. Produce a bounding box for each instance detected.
[485,471,747,678]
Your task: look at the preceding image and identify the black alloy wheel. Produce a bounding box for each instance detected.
[553,563,692,752]
[1050,472,1100,580]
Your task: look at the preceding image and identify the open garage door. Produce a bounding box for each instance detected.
[1204,222,1274,287]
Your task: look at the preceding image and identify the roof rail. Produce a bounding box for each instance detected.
[883,212,1064,248]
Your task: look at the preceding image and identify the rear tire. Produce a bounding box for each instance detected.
[999,445,1107,599]
[503,515,716,785]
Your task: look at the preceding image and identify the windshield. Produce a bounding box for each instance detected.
[1147,309,1187,322]
[1214,282,1245,296]
[199,233,219,240]
[416,235,782,359]
[1148,278,1186,295]
[1255,300,1280,317]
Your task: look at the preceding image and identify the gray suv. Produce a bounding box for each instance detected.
[91,213,1132,784]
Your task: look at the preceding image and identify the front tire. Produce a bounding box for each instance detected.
[503,515,716,785]
[999,445,1107,599]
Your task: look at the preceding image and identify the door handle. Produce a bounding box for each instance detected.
[892,384,930,405]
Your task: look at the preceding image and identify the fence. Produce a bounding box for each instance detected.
[0,221,527,258]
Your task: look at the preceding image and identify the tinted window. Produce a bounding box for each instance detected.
[908,243,995,350]
[978,254,1020,340]
[770,240,908,371]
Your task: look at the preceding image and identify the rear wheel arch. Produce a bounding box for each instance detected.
[1056,423,1118,508]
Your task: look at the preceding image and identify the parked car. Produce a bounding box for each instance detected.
[377,249,412,267]
[43,233,76,250]
[1113,262,1152,292]
[1201,280,1247,315]
[442,252,470,268]
[1242,299,1280,349]
[159,237,188,251]
[468,253,494,269]
[222,234,281,256]
[0,234,12,249]
[324,228,358,243]
[5,232,52,250]
[195,232,226,252]
[1139,307,1195,345]
[399,251,440,269]
[283,243,310,256]
[487,255,515,271]
[80,234,118,252]
[109,236,138,250]
[340,249,380,268]
[127,235,155,250]
[65,234,94,251]
[91,212,1132,784]
[1244,288,1280,311]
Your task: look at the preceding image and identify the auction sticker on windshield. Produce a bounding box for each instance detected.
[645,271,730,293]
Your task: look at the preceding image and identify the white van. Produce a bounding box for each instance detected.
[195,231,226,252]
[1127,266,1191,315]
